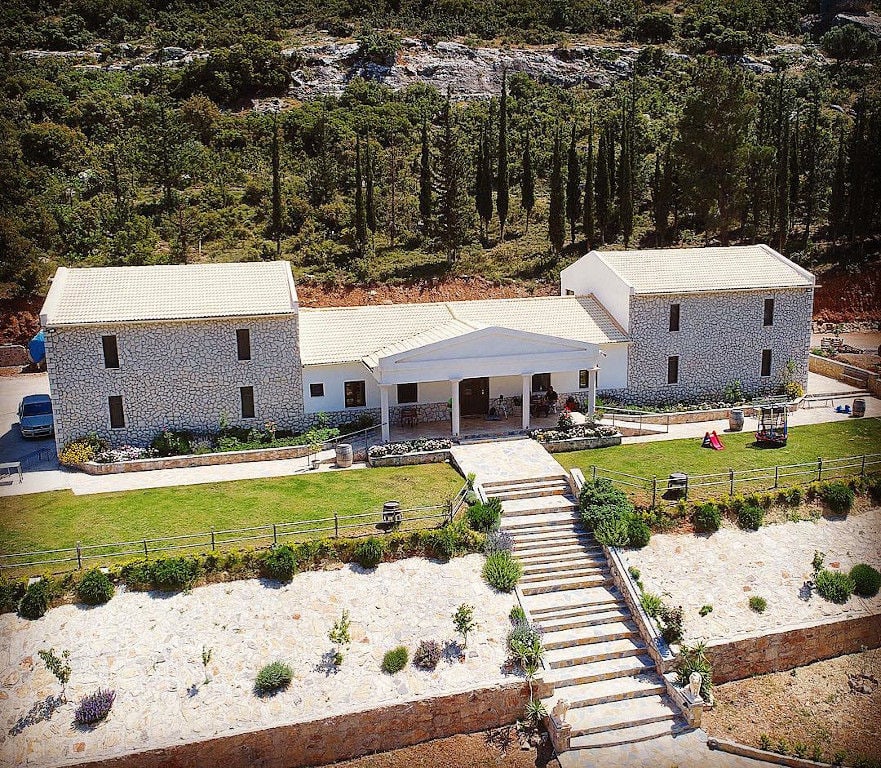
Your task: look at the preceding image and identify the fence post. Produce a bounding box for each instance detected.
[774,466,779,489]
[861,455,866,478]
[334,512,339,539]
[447,499,454,525]
[143,539,148,559]
[651,477,657,508]
[684,475,689,500]
[210,527,215,551]
[75,541,82,570]
[272,524,278,545]
[817,457,822,482]
[729,468,735,497]
[591,465,597,481]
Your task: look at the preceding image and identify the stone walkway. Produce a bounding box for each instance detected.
[622,508,881,643]
[451,439,566,485]
[0,555,517,767]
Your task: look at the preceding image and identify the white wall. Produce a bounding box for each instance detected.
[560,252,633,331]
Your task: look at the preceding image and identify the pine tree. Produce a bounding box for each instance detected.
[521,130,535,232]
[565,123,581,244]
[365,131,376,234]
[270,113,282,258]
[475,125,493,242]
[419,117,432,235]
[776,118,790,250]
[548,128,566,253]
[595,127,610,243]
[582,115,595,248]
[354,136,367,256]
[496,69,509,243]
[846,102,868,244]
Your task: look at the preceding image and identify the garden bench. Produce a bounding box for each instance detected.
[0,461,23,483]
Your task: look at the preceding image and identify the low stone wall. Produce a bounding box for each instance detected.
[809,353,872,388]
[0,344,28,367]
[78,444,315,474]
[704,613,881,684]
[368,449,451,467]
[70,679,551,768]
[389,402,450,426]
[540,434,622,453]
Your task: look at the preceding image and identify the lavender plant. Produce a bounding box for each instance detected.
[75,689,115,725]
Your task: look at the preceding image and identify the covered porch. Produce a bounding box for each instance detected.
[367,324,602,443]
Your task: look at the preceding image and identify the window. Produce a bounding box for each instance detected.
[345,380,366,408]
[236,329,251,361]
[667,356,679,385]
[108,395,125,428]
[564,288,575,296]
[579,370,589,389]
[240,386,255,418]
[309,382,324,397]
[397,382,418,403]
[532,373,551,392]
[761,349,773,377]
[102,335,119,369]
[669,303,680,332]
[763,298,775,327]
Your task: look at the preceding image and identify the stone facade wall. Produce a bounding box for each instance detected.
[624,288,813,404]
[70,680,552,768]
[45,316,304,452]
[389,401,450,425]
[704,613,881,684]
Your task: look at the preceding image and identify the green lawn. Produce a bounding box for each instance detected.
[0,464,464,555]
[556,419,881,480]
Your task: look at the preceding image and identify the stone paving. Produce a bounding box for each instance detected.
[0,555,517,767]
[450,439,566,485]
[622,508,881,643]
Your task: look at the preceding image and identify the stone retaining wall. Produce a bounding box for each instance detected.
[78,444,316,474]
[704,613,881,684]
[540,435,622,453]
[368,449,451,467]
[69,680,551,768]
[808,353,873,389]
[0,344,28,367]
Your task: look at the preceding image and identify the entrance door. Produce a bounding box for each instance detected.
[459,377,489,416]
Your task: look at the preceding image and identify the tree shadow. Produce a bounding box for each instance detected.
[8,694,64,736]
[314,650,342,677]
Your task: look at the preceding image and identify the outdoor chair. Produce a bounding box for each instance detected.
[400,406,418,427]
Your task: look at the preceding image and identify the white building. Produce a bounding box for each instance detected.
[41,245,814,452]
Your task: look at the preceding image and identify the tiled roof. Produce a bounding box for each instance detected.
[593,245,814,294]
[41,262,298,325]
[299,295,628,366]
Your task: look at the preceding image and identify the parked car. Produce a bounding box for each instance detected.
[18,394,54,438]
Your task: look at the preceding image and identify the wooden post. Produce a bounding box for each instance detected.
[334,512,339,539]
[684,475,689,500]
[729,468,735,497]
[272,524,278,545]
[210,527,215,551]
[447,499,453,525]
[75,541,82,570]
[774,466,779,488]
[592,465,597,481]
[817,457,822,482]
[861,455,866,478]
[143,539,149,559]
[651,477,657,508]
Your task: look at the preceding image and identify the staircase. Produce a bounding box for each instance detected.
[482,475,687,752]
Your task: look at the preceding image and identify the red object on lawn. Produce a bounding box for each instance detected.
[702,430,724,450]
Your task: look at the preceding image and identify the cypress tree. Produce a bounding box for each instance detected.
[521,130,535,232]
[548,128,566,254]
[354,136,367,256]
[437,89,471,264]
[582,115,595,247]
[618,116,634,248]
[270,113,282,258]
[475,125,493,242]
[419,117,432,234]
[829,118,847,240]
[803,94,819,242]
[652,140,673,246]
[365,130,376,234]
[595,127,610,243]
[565,123,581,244]
[496,69,509,243]
[789,109,800,224]
[776,118,790,251]
[606,123,616,204]
[846,102,867,244]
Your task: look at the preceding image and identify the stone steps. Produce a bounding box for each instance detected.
[523,586,621,616]
[545,637,647,669]
[534,607,631,633]
[501,510,581,531]
[521,558,606,576]
[546,673,666,709]
[512,530,596,549]
[501,495,578,517]
[569,718,688,750]
[544,654,656,688]
[540,620,637,651]
[488,483,570,501]
[483,475,569,491]
[566,694,679,738]
[516,546,604,565]
[520,571,613,596]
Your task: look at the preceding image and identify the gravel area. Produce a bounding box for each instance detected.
[622,508,881,643]
[704,649,881,765]
[0,554,517,767]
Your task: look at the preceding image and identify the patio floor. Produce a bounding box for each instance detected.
[389,413,561,443]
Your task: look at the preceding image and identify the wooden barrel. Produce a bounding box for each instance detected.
[728,408,745,432]
[335,443,353,468]
[853,398,866,418]
[382,500,402,524]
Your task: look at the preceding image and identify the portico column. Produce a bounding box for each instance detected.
[587,368,598,420]
[450,379,461,438]
[380,384,391,443]
[521,374,531,431]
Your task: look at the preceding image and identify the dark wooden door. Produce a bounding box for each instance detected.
[459,377,489,416]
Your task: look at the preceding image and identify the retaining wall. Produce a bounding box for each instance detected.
[704,613,881,684]
[808,353,874,389]
[68,679,551,768]
[368,449,451,467]
[539,435,622,453]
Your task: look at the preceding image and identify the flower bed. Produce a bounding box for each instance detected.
[529,422,621,452]
[368,439,453,468]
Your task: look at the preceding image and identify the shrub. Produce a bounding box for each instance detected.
[787,486,804,506]
[466,498,501,532]
[74,689,115,724]
[413,639,442,671]
[635,10,675,43]
[868,477,881,505]
[381,646,409,674]
[657,604,684,645]
[59,439,97,465]
[453,603,476,648]
[737,504,764,531]
[354,537,385,569]
[699,604,713,617]
[19,578,51,619]
[693,502,722,533]
[628,566,641,581]
[427,521,470,560]
[254,661,293,695]
[822,25,878,61]
[815,569,855,604]
[261,545,297,582]
[626,516,651,548]
[849,564,881,598]
[749,596,767,613]
[150,429,192,457]
[507,622,544,670]
[640,591,662,617]
[76,569,114,605]
[510,605,527,625]
[820,482,854,515]
[483,551,522,592]
[595,515,630,547]
[484,530,514,554]
[676,642,713,700]
[149,557,197,590]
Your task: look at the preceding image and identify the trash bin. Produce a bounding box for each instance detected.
[853,398,866,418]
[728,408,744,432]
[667,472,688,498]
[335,443,353,468]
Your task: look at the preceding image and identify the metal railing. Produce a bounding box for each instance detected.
[0,483,470,575]
[586,452,881,506]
